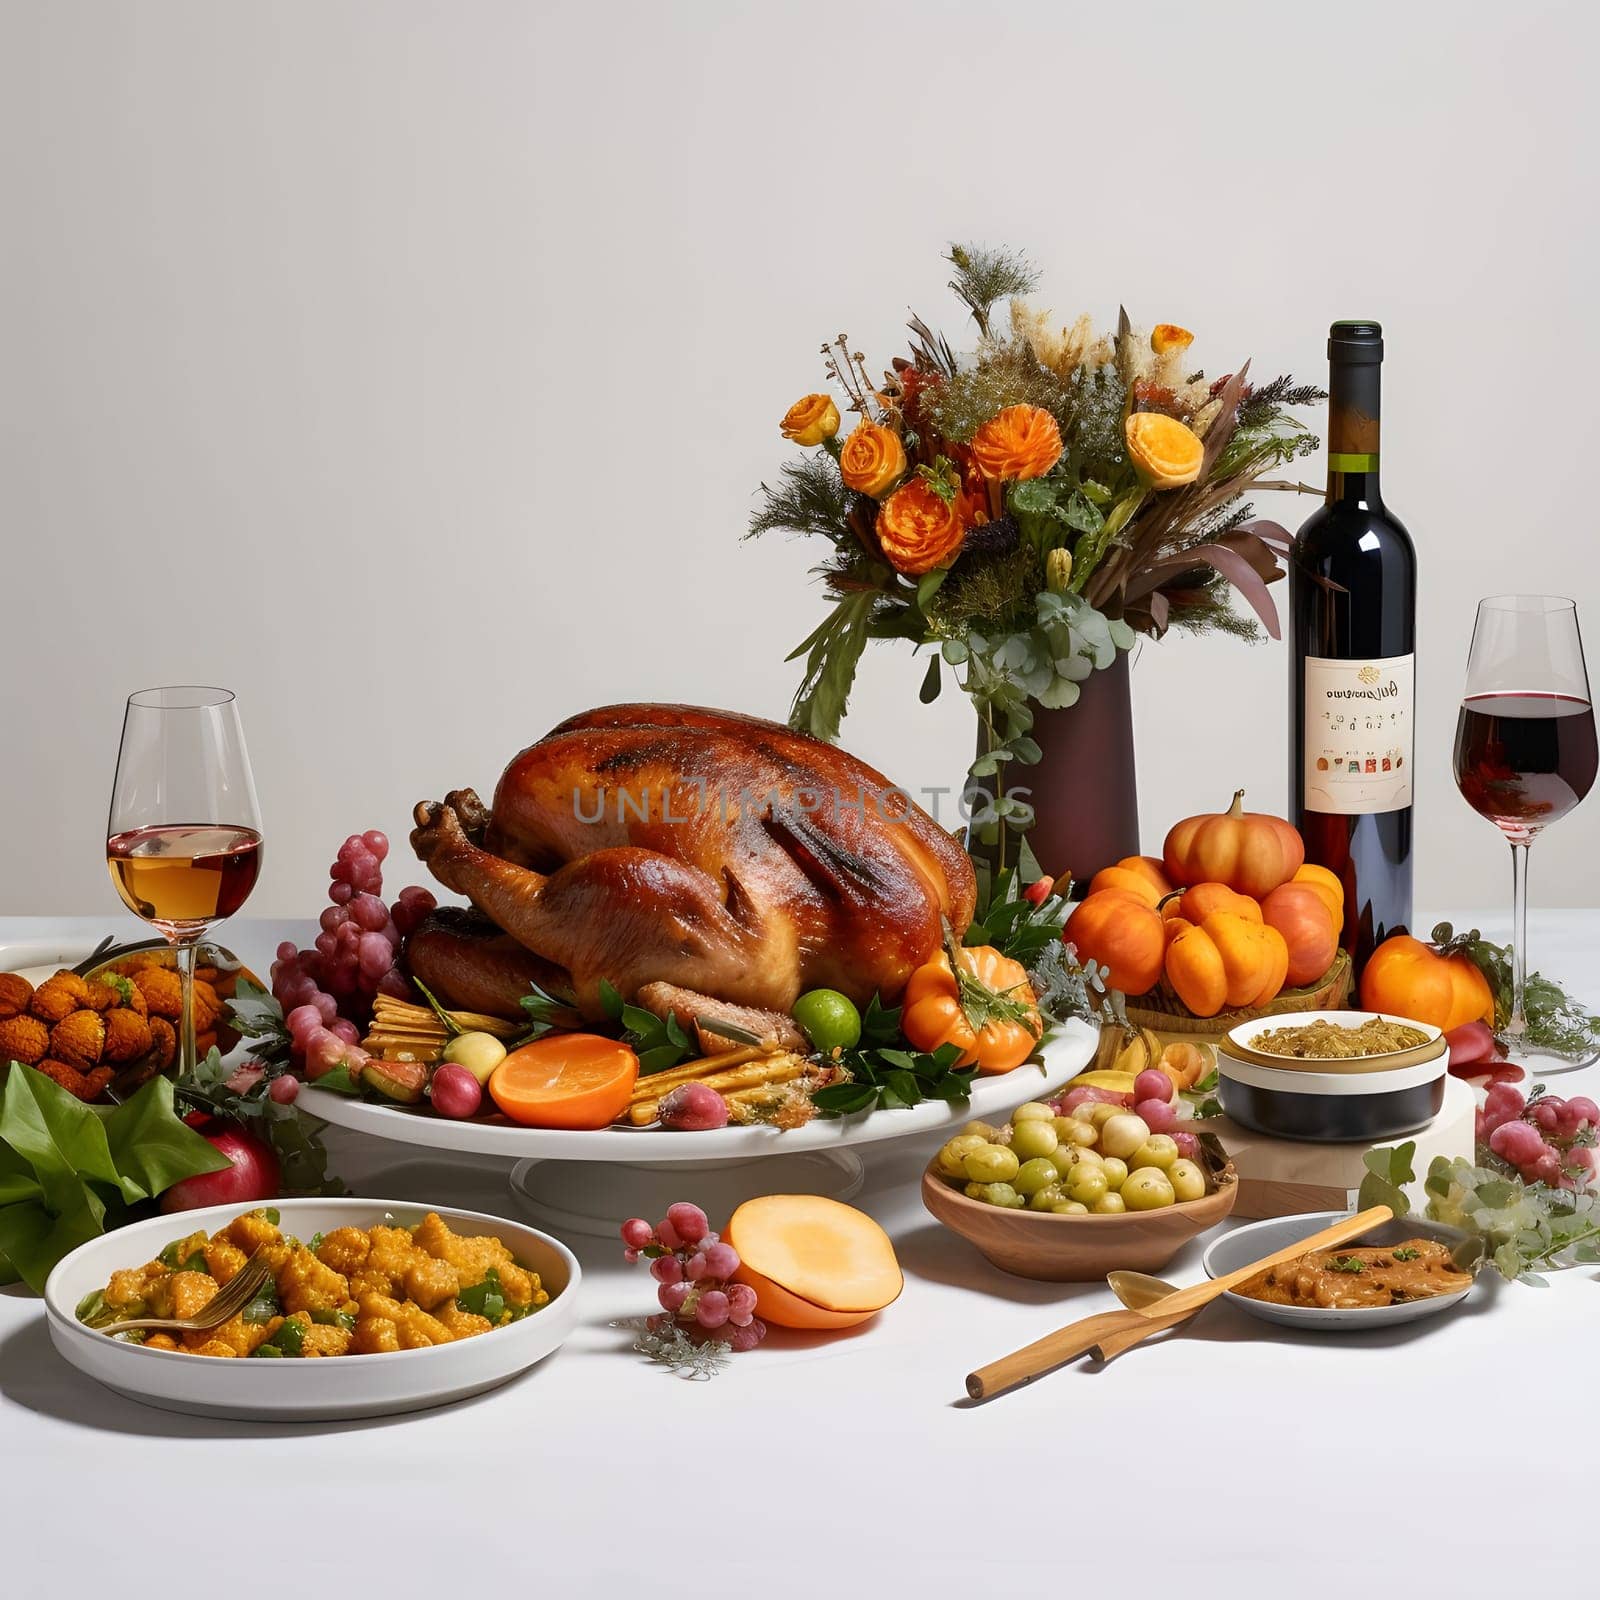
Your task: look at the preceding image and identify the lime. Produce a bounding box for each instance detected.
[792,988,862,1053]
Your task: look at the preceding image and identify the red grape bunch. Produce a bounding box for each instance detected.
[269,830,437,1077]
[1478,1083,1599,1190]
[620,1203,767,1351]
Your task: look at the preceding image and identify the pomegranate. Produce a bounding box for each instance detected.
[161,1115,281,1212]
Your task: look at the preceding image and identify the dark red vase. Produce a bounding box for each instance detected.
[967,651,1140,891]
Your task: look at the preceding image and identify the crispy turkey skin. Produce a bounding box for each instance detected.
[408,703,975,1023]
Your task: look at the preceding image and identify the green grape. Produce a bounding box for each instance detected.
[1051,1200,1090,1215]
[1100,1157,1129,1191]
[1014,1157,1059,1196]
[936,1133,989,1179]
[1066,1164,1108,1204]
[979,1182,1023,1209]
[1092,1192,1126,1215]
[963,1145,1020,1184]
[1028,1184,1066,1211]
[1012,1101,1055,1123]
[1010,1120,1059,1161]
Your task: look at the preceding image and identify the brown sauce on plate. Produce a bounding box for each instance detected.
[1237,1238,1473,1309]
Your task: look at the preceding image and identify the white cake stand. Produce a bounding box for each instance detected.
[303,1021,1098,1234]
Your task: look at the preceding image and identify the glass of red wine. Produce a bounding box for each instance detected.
[1453,596,1597,1066]
[107,687,263,1073]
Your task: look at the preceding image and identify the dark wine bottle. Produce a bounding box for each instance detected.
[1290,321,1416,972]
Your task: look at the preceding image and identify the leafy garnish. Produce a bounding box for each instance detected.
[0,1066,231,1293]
[597,980,696,1074]
[1392,1247,1421,1262]
[1367,1137,1600,1283]
[1432,921,1600,1061]
[1357,1139,1417,1220]
[1028,939,1129,1033]
[518,979,580,1041]
[813,1040,976,1117]
[1326,1255,1367,1274]
[963,865,1075,969]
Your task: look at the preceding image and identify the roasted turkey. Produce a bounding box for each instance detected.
[408,704,976,1042]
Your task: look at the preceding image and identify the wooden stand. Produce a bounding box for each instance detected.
[1198,1076,1476,1219]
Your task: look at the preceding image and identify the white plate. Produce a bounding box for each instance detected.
[300,1019,1099,1162]
[43,1197,582,1421]
[1202,1211,1477,1331]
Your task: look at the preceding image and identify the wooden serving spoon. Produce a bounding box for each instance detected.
[964,1205,1393,1401]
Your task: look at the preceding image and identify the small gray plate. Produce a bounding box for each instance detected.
[1202,1211,1477,1331]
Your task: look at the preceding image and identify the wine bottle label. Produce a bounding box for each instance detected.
[1303,653,1414,814]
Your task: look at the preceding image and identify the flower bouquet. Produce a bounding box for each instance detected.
[750,244,1323,877]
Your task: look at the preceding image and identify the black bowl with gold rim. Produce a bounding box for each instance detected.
[1218,1010,1448,1143]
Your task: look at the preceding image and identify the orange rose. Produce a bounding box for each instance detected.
[838,421,907,498]
[780,393,840,447]
[877,479,966,575]
[969,404,1063,482]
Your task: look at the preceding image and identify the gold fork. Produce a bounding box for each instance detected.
[94,1250,274,1338]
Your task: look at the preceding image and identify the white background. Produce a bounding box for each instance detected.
[3,0,1596,922]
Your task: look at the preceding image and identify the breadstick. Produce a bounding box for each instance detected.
[626,1054,807,1126]
[623,1044,778,1102]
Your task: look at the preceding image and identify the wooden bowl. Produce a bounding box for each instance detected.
[920,1159,1238,1282]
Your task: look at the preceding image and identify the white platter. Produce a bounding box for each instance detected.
[1202,1211,1478,1331]
[43,1197,581,1421]
[301,1019,1099,1162]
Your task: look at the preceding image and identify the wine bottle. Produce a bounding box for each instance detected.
[1290,321,1416,972]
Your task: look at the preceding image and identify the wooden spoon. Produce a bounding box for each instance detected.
[965,1205,1393,1401]
[1105,1269,1179,1311]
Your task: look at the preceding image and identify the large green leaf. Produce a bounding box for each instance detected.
[98,1075,231,1202]
[0,1063,122,1208]
[0,1188,112,1295]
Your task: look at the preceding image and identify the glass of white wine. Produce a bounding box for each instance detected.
[106,687,263,1073]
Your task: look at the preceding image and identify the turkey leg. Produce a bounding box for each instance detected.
[412,796,795,1017]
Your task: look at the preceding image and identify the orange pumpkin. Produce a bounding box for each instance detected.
[1292,863,1345,929]
[901,945,1041,1073]
[1359,934,1495,1033]
[1064,889,1166,996]
[1163,881,1261,925]
[1088,855,1173,908]
[1165,913,1289,1019]
[1162,789,1304,899]
[1260,882,1338,989]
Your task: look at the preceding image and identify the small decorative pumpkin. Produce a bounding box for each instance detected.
[1291,863,1345,930]
[1260,882,1338,989]
[1359,934,1494,1033]
[1087,856,1173,908]
[1163,881,1261,925]
[901,944,1041,1074]
[1162,789,1304,900]
[1064,889,1166,996]
[1164,913,1289,1018]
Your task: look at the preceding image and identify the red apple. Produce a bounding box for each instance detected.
[161,1116,281,1212]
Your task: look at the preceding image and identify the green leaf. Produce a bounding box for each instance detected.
[309,1063,361,1095]
[788,590,876,744]
[809,1083,878,1116]
[226,977,286,1042]
[1357,1141,1415,1218]
[0,1189,110,1296]
[98,1075,231,1203]
[0,1062,122,1206]
[597,979,625,1023]
[916,570,947,609]
[918,653,942,705]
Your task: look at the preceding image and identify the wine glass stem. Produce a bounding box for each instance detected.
[175,936,199,1073]
[1508,840,1532,1038]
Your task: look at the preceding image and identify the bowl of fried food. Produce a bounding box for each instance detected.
[44,1198,582,1420]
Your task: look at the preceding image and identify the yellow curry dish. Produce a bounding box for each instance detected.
[76,1208,549,1357]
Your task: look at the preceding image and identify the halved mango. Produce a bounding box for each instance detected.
[726,1195,902,1330]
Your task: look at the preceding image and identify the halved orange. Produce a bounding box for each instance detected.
[489,1034,639,1129]
[1125,412,1204,488]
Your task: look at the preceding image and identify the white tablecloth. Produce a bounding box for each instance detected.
[2,911,1596,1594]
